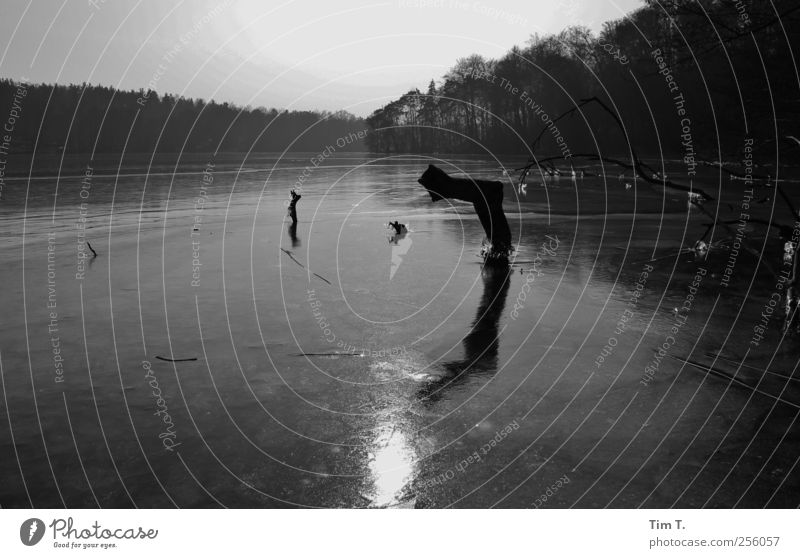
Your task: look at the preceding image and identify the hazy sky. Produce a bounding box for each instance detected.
[0,0,643,116]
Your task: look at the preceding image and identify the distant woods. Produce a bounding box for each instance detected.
[0,80,364,156]
[365,0,800,162]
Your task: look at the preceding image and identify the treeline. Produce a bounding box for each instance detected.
[365,0,800,163]
[0,80,365,155]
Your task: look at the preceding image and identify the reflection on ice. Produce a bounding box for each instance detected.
[367,425,416,507]
[369,352,433,382]
[389,231,413,281]
[417,265,511,403]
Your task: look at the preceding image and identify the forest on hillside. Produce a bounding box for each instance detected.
[365,0,800,166]
[0,79,364,156]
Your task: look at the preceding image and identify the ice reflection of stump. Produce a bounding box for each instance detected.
[388,226,411,281]
[417,165,512,264]
[417,265,511,403]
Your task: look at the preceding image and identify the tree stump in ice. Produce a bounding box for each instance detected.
[287,189,301,224]
[417,164,512,264]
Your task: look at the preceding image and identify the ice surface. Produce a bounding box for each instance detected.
[1,152,798,508]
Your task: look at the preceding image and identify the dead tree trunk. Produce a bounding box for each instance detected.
[417,164,512,263]
[288,189,301,224]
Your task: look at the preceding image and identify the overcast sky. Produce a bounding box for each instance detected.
[0,0,643,116]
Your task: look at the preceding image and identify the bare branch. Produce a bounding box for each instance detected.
[519,96,714,201]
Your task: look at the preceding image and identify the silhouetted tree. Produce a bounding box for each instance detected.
[364,0,800,168]
[0,80,366,158]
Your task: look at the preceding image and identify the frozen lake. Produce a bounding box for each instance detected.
[1,152,798,508]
